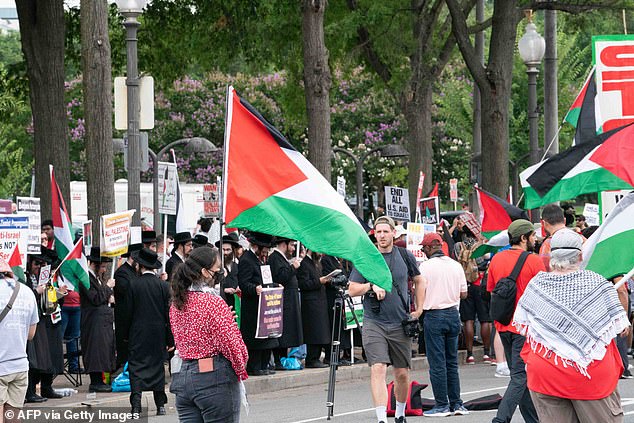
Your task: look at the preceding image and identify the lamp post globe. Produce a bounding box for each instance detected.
[518,21,546,69]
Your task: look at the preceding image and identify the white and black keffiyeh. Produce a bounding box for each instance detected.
[513,270,629,378]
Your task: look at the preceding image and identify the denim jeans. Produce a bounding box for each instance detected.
[170,355,240,423]
[60,306,81,370]
[423,308,463,409]
[493,332,539,423]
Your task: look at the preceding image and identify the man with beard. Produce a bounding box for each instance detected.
[269,237,303,370]
[125,248,173,416]
[538,204,567,271]
[165,232,193,281]
[216,233,241,309]
[238,232,278,376]
[486,219,545,423]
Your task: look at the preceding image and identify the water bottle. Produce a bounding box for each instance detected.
[53,388,78,397]
[171,349,182,374]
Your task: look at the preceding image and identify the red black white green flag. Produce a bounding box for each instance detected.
[222,87,392,291]
[476,187,528,239]
[564,68,599,146]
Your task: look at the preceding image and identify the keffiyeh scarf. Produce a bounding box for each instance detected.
[513,270,629,378]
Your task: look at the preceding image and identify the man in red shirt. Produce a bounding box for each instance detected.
[487,219,544,423]
[538,204,566,271]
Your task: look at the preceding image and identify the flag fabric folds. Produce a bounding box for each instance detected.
[50,165,90,290]
[476,187,528,239]
[520,123,634,209]
[222,86,393,291]
[8,244,25,283]
[582,192,634,280]
[564,68,598,145]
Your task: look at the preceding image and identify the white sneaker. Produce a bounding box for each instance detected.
[495,367,510,378]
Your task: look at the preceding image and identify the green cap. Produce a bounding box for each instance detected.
[507,219,535,239]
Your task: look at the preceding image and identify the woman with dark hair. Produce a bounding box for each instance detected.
[169,246,248,423]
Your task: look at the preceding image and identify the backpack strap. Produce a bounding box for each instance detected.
[395,246,416,279]
[0,281,21,324]
[508,251,530,282]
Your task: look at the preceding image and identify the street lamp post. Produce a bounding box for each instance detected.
[333,144,408,219]
[518,10,545,221]
[116,0,148,226]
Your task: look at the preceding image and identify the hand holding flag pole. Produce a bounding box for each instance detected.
[613,266,634,290]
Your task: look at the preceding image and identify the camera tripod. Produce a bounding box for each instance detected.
[326,288,362,420]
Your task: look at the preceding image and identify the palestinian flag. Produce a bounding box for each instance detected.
[476,187,528,239]
[564,68,599,145]
[471,230,510,259]
[582,192,634,280]
[222,87,392,291]
[8,244,25,284]
[520,123,634,209]
[51,165,90,290]
[54,239,89,290]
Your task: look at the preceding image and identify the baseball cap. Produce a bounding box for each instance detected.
[421,232,443,246]
[550,228,583,252]
[374,216,395,229]
[507,219,535,239]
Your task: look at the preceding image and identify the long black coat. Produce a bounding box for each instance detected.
[297,256,330,345]
[268,250,303,348]
[25,275,64,374]
[220,259,239,310]
[238,250,278,350]
[113,261,136,367]
[126,272,173,392]
[321,255,352,350]
[165,253,183,281]
[80,272,116,373]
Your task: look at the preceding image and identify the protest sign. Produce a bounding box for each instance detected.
[157,162,178,215]
[420,197,440,225]
[385,186,410,221]
[406,222,426,261]
[100,210,135,257]
[0,214,29,267]
[16,197,41,254]
[0,200,12,214]
[38,265,51,286]
[344,294,364,329]
[83,220,92,255]
[600,190,634,222]
[337,176,346,198]
[255,287,284,338]
[203,182,220,218]
[450,178,458,202]
[582,203,600,226]
[460,212,483,239]
[415,172,425,217]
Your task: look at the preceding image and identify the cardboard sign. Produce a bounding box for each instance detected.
[420,197,440,225]
[157,162,179,215]
[459,212,483,239]
[450,178,458,202]
[255,287,284,338]
[406,222,426,261]
[16,197,41,254]
[582,203,600,226]
[344,294,364,329]
[385,186,410,221]
[100,210,135,257]
[337,176,346,198]
[0,214,29,267]
[593,35,634,132]
[203,183,220,218]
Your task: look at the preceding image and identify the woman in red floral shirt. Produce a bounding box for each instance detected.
[169,246,248,423]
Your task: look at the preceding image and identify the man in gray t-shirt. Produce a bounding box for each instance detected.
[349,216,424,423]
[0,262,39,415]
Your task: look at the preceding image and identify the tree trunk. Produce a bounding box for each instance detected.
[81,0,115,242]
[480,85,511,198]
[16,0,69,220]
[302,0,332,181]
[403,82,433,216]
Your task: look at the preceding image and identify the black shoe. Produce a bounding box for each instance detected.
[266,369,276,375]
[156,406,166,416]
[89,383,112,393]
[395,417,407,423]
[305,361,328,369]
[41,388,63,399]
[247,369,268,376]
[25,394,48,403]
[131,406,142,417]
[274,363,285,371]
[339,359,352,366]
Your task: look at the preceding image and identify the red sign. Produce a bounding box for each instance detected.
[449,178,458,202]
[203,184,220,218]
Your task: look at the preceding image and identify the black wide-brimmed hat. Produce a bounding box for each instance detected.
[142,230,157,244]
[247,231,274,247]
[192,234,209,248]
[273,236,293,244]
[214,232,240,249]
[173,231,193,246]
[131,247,162,270]
[86,247,112,263]
[121,243,143,258]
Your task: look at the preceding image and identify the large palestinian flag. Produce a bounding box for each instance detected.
[222,87,392,291]
[50,165,90,290]
[520,123,634,209]
[582,192,634,280]
[564,68,598,145]
[476,187,528,239]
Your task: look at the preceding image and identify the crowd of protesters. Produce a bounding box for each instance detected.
[1,204,632,423]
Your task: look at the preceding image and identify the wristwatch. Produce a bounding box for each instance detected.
[368,283,374,292]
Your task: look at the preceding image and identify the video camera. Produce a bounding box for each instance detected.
[330,273,349,289]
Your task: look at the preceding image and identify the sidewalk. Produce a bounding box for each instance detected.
[28,348,486,414]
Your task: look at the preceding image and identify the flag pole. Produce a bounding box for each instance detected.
[614,266,634,290]
[162,214,168,275]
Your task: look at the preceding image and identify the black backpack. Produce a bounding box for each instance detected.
[489,251,530,326]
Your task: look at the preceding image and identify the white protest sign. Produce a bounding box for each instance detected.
[406,222,426,262]
[100,210,135,257]
[582,203,600,226]
[337,176,346,198]
[0,214,29,268]
[385,186,410,221]
[130,226,142,245]
[157,162,178,215]
[450,178,458,202]
[261,264,273,286]
[600,190,633,222]
[16,197,41,254]
[38,264,51,286]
